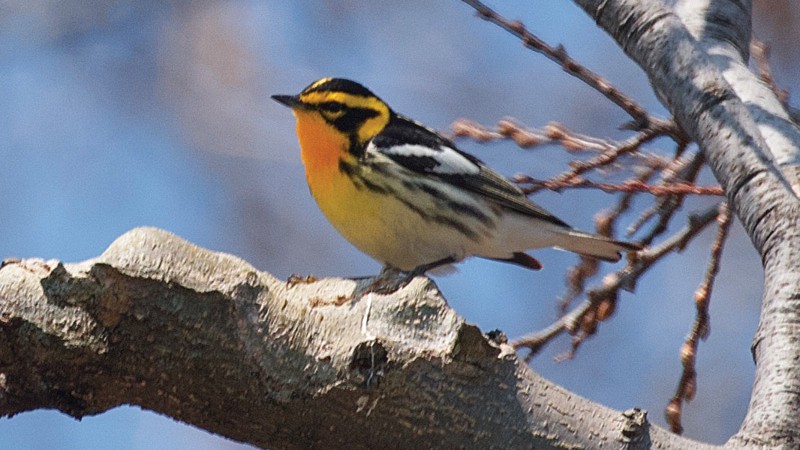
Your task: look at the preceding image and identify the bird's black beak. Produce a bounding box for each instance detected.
[271,94,304,109]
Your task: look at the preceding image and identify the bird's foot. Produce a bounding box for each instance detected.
[354,267,417,297]
[354,257,456,297]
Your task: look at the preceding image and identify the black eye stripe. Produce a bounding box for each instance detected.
[331,107,380,132]
[318,101,345,112]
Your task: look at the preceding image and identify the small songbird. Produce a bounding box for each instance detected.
[272,78,639,281]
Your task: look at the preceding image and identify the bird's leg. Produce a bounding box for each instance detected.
[353,266,412,297]
[407,256,457,277]
[355,257,456,296]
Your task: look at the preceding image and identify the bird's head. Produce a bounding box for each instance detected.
[272,78,392,147]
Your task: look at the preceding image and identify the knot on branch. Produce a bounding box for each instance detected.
[620,407,649,443]
[349,339,389,388]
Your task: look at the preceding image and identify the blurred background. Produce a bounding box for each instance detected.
[1,1,797,448]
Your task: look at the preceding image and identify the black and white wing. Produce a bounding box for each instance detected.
[369,114,570,228]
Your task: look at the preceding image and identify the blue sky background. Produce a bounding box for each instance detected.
[1,1,798,448]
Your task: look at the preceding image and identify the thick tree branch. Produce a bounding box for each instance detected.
[0,227,717,450]
[572,0,800,446]
[675,0,800,197]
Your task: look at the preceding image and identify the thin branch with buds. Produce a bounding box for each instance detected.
[559,167,657,313]
[460,0,672,132]
[513,175,722,196]
[455,1,799,438]
[514,204,723,361]
[452,118,676,173]
[666,202,732,434]
[453,118,630,153]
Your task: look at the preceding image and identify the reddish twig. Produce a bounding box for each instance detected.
[666,202,732,434]
[460,0,671,131]
[514,205,722,361]
[452,119,555,149]
[453,118,618,152]
[514,175,722,196]
[533,123,675,193]
[630,149,706,246]
[453,119,675,174]
[558,167,657,313]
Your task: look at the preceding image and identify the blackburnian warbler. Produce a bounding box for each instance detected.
[273,78,639,280]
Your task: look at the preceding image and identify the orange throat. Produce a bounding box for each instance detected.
[293,110,351,194]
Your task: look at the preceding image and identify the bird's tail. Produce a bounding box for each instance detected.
[553,229,641,262]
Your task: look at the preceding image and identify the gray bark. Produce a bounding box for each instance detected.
[573,0,800,447]
[0,227,714,450]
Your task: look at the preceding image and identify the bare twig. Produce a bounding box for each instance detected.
[514,204,722,361]
[559,167,656,313]
[453,119,675,173]
[533,122,676,193]
[514,176,722,196]
[633,150,706,246]
[460,0,670,131]
[453,118,618,152]
[452,119,548,148]
[666,202,732,434]
[627,143,692,236]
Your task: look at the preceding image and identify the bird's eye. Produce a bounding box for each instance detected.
[320,102,345,112]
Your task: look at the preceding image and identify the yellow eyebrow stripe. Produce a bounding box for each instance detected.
[299,91,387,112]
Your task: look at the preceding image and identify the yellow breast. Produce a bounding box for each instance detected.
[293,110,389,257]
